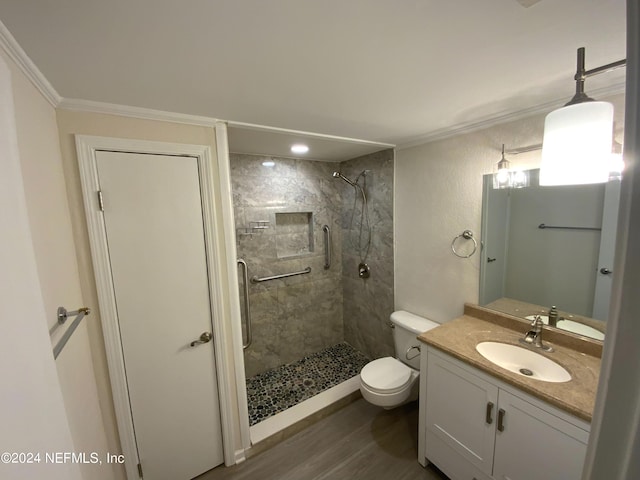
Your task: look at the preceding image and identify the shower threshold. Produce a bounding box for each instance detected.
[246,342,369,443]
[249,375,361,445]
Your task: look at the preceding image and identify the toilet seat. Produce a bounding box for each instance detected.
[360,357,413,394]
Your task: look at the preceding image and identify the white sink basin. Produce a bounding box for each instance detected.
[475,342,571,383]
[525,315,605,341]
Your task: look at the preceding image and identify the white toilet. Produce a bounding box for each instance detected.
[359,310,439,408]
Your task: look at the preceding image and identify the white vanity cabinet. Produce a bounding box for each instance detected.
[420,347,590,480]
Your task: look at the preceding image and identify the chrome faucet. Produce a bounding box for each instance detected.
[520,316,554,352]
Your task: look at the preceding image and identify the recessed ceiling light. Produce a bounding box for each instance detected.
[291,144,309,154]
[262,160,275,167]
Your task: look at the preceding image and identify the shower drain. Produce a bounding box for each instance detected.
[519,368,534,376]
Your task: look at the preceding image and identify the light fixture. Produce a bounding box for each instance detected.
[290,144,309,154]
[511,169,529,189]
[494,144,512,189]
[493,144,529,189]
[262,160,275,167]
[540,47,626,186]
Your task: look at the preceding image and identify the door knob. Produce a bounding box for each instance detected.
[190,332,212,347]
[600,268,613,275]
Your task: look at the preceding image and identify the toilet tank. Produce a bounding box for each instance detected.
[391,311,439,369]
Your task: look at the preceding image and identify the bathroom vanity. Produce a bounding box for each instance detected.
[417,304,601,480]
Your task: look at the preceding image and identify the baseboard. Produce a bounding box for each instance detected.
[232,449,246,465]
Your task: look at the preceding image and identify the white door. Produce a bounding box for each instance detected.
[592,179,621,320]
[493,390,589,480]
[425,352,498,476]
[96,151,224,479]
[479,175,510,305]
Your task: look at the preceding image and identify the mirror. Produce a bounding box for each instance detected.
[479,169,620,341]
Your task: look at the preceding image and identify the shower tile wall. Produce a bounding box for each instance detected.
[340,149,395,360]
[230,154,344,378]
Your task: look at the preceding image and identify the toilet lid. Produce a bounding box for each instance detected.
[360,357,413,394]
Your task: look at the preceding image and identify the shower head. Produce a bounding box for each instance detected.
[332,171,357,187]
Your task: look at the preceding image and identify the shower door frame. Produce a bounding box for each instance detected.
[214,122,253,453]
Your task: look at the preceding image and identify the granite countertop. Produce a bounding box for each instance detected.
[418,311,601,422]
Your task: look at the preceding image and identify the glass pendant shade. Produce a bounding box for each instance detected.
[494,168,511,188]
[540,101,614,186]
[493,144,512,189]
[511,169,529,188]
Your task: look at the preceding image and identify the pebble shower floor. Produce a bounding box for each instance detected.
[246,342,370,426]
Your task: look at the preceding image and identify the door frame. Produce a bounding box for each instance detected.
[592,179,621,320]
[76,135,237,478]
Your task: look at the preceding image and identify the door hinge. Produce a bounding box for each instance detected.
[97,190,105,211]
[137,462,143,478]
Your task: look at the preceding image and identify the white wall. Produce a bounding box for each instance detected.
[0,47,117,479]
[585,3,640,477]
[0,53,81,480]
[395,119,543,322]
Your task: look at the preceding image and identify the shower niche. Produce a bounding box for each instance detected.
[275,211,314,258]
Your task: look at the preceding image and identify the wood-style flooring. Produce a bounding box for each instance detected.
[198,398,449,480]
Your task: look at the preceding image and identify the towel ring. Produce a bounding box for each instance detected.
[451,230,477,258]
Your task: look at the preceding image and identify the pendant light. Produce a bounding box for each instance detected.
[493,144,512,189]
[540,47,625,186]
[493,144,530,189]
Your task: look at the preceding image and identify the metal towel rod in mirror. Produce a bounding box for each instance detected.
[451,229,478,258]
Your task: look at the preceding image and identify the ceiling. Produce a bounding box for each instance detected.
[0,0,627,159]
[226,124,393,162]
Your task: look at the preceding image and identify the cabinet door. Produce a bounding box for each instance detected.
[425,352,499,475]
[493,390,589,480]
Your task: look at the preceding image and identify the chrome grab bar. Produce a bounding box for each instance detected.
[322,225,331,269]
[250,267,311,283]
[237,259,252,350]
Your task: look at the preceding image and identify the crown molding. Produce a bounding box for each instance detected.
[58,98,219,127]
[0,20,61,107]
[396,81,626,150]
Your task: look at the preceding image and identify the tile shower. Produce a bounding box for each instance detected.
[230,149,394,425]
